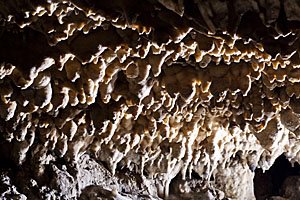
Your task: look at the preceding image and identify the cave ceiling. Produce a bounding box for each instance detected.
[1,0,300,199]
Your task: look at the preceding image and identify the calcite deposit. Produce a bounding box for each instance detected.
[2,0,300,199]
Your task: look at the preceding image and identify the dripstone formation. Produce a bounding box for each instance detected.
[1,0,300,199]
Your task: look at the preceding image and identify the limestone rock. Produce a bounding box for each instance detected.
[1,0,300,199]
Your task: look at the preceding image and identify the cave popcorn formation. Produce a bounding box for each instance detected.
[1,0,300,199]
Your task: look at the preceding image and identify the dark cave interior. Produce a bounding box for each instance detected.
[254,154,300,200]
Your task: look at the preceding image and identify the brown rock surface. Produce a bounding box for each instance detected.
[1,0,300,199]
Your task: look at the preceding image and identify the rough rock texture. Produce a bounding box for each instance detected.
[2,0,300,199]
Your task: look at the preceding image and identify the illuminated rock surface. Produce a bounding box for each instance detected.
[1,0,300,199]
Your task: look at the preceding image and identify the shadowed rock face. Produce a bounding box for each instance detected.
[1,0,300,199]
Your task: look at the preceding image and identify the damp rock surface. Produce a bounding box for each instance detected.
[1,0,300,199]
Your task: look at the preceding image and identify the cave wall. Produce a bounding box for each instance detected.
[1,0,300,199]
